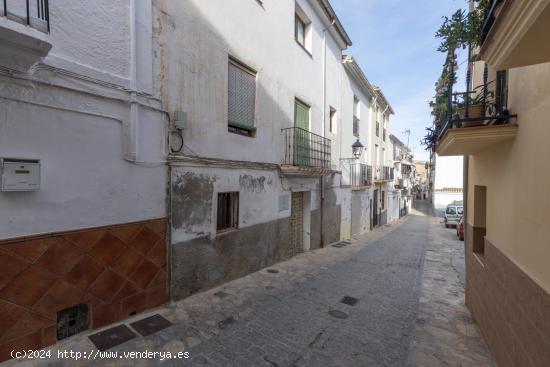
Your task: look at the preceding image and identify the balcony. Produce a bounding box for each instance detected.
[340,159,372,188]
[0,0,52,72]
[374,166,394,182]
[435,77,518,157]
[281,127,332,176]
[480,0,550,69]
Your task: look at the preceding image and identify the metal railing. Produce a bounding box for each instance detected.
[2,0,50,32]
[374,166,394,181]
[282,127,331,169]
[437,63,516,143]
[341,159,372,187]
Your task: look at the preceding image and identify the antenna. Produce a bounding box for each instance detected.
[403,129,411,148]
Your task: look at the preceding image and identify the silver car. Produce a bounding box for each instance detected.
[444,204,463,228]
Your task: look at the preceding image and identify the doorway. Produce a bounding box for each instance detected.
[373,189,379,227]
[290,192,305,257]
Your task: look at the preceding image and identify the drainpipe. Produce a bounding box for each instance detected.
[127,0,139,161]
[320,19,336,248]
[166,164,176,308]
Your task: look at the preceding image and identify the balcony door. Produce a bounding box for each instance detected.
[294,99,310,166]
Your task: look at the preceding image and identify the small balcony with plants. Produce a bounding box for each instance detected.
[423,0,518,157]
[0,0,52,72]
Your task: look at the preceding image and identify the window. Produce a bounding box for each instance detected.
[295,15,306,48]
[376,121,380,137]
[446,207,457,215]
[353,97,360,137]
[228,58,257,137]
[294,5,312,54]
[329,107,337,133]
[217,192,239,232]
[294,99,310,130]
[473,186,487,256]
[495,70,508,113]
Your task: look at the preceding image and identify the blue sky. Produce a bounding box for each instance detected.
[331,0,469,160]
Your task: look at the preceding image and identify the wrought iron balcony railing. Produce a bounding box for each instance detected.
[282,127,331,169]
[2,0,50,32]
[341,159,372,187]
[374,166,394,181]
[436,64,517,144]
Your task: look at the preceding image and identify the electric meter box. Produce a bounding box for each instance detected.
[0,158,41,191]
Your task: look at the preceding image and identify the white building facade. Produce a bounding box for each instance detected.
[0,0,167,359]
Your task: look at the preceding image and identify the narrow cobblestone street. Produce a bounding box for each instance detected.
[5,201,493,367]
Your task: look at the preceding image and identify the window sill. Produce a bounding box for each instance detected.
[295,40,313,58]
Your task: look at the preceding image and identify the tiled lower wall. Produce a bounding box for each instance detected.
[0,218,167,362]
[465,224,550,367]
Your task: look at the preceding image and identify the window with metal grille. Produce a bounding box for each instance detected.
[217,192,239,232]
[376,121,380,137]
[228,58,257,137]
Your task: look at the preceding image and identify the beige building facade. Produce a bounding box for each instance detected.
[436,0,550,365]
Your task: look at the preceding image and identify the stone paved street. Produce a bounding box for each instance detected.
[4,201,494,367]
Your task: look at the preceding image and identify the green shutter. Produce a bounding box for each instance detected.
[294,100,309,130]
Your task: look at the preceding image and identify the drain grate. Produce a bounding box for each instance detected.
[328,310,348,319]
[214,291,229,298]
[267,269,279,274]
[130,314,173,337]
[88,325,136,351]
[332,241,350,248]
[341,296,359,306]
[218,316,236,329]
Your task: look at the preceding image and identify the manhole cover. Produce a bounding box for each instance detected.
[214,291,229,298]
[88,325,136,351]
[328,310,348,319]
[218,316,236,329]
[341,296,359,306]
[130,314,173,337]
[267,269,279,274]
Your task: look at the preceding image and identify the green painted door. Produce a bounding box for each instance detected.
[294,100,310,166]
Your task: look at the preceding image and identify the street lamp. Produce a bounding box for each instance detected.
[352,139,365,159]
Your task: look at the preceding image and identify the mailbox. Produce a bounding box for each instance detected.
[0,158,41,191]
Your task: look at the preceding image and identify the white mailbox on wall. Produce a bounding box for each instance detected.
[0,158,41,191]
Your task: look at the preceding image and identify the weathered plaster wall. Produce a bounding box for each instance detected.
[171,217,291,299]
[153,0,347,165]
[0,1,165,239]
[467,62,550,292]
[0,80,166,239]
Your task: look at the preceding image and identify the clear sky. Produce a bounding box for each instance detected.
[331,0,469,161]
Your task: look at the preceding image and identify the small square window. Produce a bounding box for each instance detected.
[217,192,239,232]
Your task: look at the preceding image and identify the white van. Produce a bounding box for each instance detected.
[444,202,464,228]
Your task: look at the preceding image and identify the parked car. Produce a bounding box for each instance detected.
[444,202,463,228]
[456,216,464,241]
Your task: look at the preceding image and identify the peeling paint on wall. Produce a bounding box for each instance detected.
[171,171,215,232]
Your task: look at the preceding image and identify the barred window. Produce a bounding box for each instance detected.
[228,58,257,137]
[217,192,239,232]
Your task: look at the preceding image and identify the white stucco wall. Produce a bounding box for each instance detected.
[434,155,464,189]
[154,0,348,165]
[0,1,166,239]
